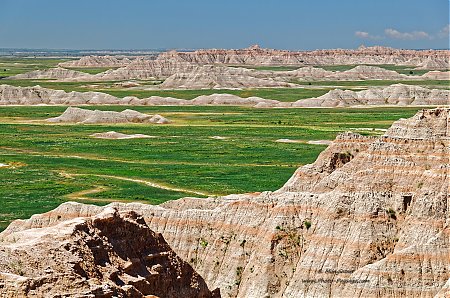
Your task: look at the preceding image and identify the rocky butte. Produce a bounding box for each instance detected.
[0,207,220,297]
[1,107,449,297]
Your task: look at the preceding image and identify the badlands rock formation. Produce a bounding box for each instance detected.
[158,45,450,68]
[39,46,448,85]
[2,108,449,297]
[0,84,119,105]
[292,84,450,107]
[323,65,410,80]
[272,65,449,81]
[9,64,448,84]
[7,67,89,80]
[0,207,219,297]
[47,107,170,124]
[63,58,198,82]
[421,70,450,80]
[0,84,277,107]
[1,84,449,108]
[58,55,135,68]
[160,65,294,89]
[90,131,155,139]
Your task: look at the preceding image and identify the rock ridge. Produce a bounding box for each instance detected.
[1,84,448,107]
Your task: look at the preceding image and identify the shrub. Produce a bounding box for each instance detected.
[304,220,312,230]
[200,238,208,248]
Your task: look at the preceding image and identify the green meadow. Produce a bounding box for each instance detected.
[0,105,423,231]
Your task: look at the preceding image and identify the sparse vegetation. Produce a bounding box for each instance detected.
[303,220,312,230]
[386,208,397,220]
[199,238,208,248]
[9,260,25,276]
[235,266,244,286]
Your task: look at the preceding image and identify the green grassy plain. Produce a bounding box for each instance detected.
[0,106,423,231]
[64,67,119,74]
[0,58,72,77]
[293,79,450,89]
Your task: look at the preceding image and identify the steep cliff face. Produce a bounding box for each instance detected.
[2,108,449,297]
[0,207,219,297]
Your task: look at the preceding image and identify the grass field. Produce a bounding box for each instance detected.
[239,65,301,71]
[0,58,72,78]
[292,79,450,89]
[64,67,120,74]
[0,105,423,231]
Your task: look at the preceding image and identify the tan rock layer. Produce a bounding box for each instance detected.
[158,45,450,69]
[0,207,219,297]
[58,55,136,68]
[0,84,448,107]
[46,107,170,124]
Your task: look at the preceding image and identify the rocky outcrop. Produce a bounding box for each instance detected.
[58,64,449,85]
[9,65,448,86]
[421,71,450,80]
[0,84,280,107]
[0,84,119,105]
[7,67,90,80]
[160,65,295,89]
[3,108,449,297]
[58,55,135,68]
[64,58,199,82]
[292,84,450,107]
[325,65,409,80]
[90,131,155,139]
[47,107,170,124]
[274,65,449,81]
[1,84,448,108]
[158,45,450,68]
[0,207,219,297]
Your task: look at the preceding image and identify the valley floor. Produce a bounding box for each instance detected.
[0,105,423,231]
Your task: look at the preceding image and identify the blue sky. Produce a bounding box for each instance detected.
[1,0,448,50]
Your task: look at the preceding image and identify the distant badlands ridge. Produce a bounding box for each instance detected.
[5,45,449,90]
[57,45,450,69]
[7,61,450,90]
[0,84,449,107]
